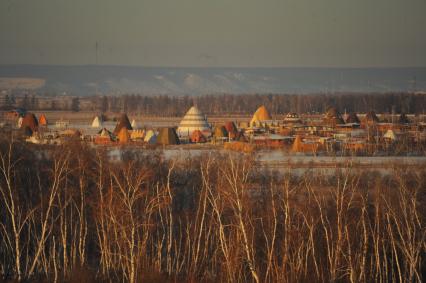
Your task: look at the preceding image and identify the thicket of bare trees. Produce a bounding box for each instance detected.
[92,92,426,116]
[3,92,426,116]
[0,137,425,282]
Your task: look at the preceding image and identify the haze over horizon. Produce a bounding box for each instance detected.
[1,0,425,68]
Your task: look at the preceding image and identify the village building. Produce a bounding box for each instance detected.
[113,113,133,135]
[177,106,210,139]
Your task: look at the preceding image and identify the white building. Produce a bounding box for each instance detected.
[177,106,210,137]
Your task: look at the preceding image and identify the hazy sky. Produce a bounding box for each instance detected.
[1,0,425,67]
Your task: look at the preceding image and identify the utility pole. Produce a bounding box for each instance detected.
[95,41,98,65]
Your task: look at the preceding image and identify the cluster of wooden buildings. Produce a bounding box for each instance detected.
[1,105,426,154]
[241,105,426,154]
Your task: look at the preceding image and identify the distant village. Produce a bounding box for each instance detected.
[1,104,426,156]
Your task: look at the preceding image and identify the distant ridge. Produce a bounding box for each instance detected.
[0,65,425,96]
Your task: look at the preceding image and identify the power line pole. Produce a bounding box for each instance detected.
[95,41,98,65]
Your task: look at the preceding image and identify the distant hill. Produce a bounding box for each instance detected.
[0,77,45,90]
[0,65,425,96]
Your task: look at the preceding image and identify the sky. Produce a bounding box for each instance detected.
[0,0,425,67]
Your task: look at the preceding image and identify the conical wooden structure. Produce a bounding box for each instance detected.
[157,128,180,145]
[345,112,360,124]
[291,135,303,152]
[190,130,206,143]
[113,113,132,135]
[383,129,397,141]
[91,116,103,128]
[117,127,130,144]
[21,113,38,132]
[250,105,272,127]
[131,119,140,129]
[224,122,238,139]
[38,114,48,126]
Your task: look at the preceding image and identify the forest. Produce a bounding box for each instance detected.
[88,92,426,115]
[2,92,426,116]
[0,136,425,282]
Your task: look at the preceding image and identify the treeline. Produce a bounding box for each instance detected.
[0,137,425,282]
[93,92,426,116]
[2,92,426,116]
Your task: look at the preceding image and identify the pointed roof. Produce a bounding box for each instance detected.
[383,129,397,140]
[345,112,360,124]
[113,113,132,135]
[224,121,237,133]
[325,107,339,118]
[365,111,379,123]
[254,105,272,120]
[190,130,207,143]
[224,122,238,139]
[21,113,38,132]
[157,128,180,145]
[131,119,139,129]
[177,106,210,137]
[324,107,345,125]
[98,128,112,137]
[39,114,48,126]
[291,135,303,152]
[91,116,103,128]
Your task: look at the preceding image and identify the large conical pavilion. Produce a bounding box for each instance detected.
[250,105,272,127]
[177,106,210,137]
